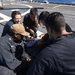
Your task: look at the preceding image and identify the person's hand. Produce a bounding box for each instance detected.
[35,16,40,28]
[30,29,34,34]
[35,16,38,23]
[26,57,31,62]
[39,34,45,38]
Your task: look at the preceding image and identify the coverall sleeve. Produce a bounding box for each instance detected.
[0,43,21,70]
[26,47,54,75]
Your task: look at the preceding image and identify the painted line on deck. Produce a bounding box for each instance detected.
[11,3,33,16]
[0,13,11,23]
[53,5,62,8]
[0,3,32,23]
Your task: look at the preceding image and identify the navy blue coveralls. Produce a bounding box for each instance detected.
[27,32,75,75]
[0,34,30,75]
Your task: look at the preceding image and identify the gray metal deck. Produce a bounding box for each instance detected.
[0,2,75,37]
